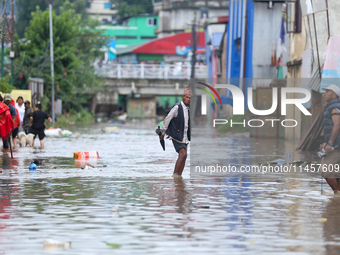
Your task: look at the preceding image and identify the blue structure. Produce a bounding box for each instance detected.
[108,38,117,61]
[205,30,213,79]
[224,0,254,110]
[205,0,288,109]
[225,0,254,80]
[205,0,254,109]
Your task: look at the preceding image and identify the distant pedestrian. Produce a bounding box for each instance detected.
[10,99,20,149]
[29,103,51,149]
[15,96,25,132]
[23,100,33,134]
[2,94,16,150]
[0,95,14,151]
[160,88,191,177]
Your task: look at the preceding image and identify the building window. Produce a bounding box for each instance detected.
[147,18,157,26]
[86,2,91,8]
[104,2,112,9]
[116,36,137,39]
[141,36,157,40]
[286,0,302,33]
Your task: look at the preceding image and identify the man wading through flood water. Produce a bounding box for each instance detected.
[320,85,340,193]
[160,88,191,177]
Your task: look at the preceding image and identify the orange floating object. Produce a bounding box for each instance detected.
[73,151,99,159]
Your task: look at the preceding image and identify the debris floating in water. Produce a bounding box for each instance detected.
[74,151,99,159]
[106,242,122,249]
[29,162,37,170]
[85,164,95,170]
[45,128,62,137]
[257,158,287,166]
[43,239,71,249]
[81,164,95,170]
[193,205,210,209]
[33,159,43,165]
[112,206,120,216]
[62,130,72,136]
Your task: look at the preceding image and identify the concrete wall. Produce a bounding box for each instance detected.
[252,2,289,79]
[86,0,116,22]
[155,5,228,37]
[307,1,340,73]
[102,78,194,95]
[285,0,340,142]
[285,8,307,142]
[157,10,172,37]
[92,91,118,114]
[92,77,193,117]
[285,63,303,142]
[289,0,340,77]
[288,19,306,63]
[127,97,156,118]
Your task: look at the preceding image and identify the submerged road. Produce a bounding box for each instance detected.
[0,121,338,254]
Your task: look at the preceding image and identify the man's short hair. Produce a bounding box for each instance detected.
[36,103,42,110]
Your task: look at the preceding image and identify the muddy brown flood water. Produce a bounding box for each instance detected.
[0,122,339,254]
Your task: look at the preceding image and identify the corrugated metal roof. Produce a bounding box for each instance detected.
[307,68,322,92]
[132,32,205,55]
[117,32,206,56]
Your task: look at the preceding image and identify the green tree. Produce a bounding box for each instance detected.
[16,0,88,38]
[111,0,153,18]
[0,76,14,93]
[14,3,106,113]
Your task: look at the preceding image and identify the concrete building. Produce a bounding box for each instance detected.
[286,0,340,143]
[86,0,117,23]
[202,0,289,138]
[153,0,229,38]
[99,15,159,49]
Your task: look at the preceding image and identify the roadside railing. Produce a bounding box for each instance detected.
[94,63,207,80]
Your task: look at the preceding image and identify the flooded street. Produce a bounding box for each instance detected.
[0,122,339,254]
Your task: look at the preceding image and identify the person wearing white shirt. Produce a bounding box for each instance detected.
[15,96,25,132]
[160,88,191,177]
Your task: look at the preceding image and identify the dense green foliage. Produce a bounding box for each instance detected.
[16,0,88,38]
[111,0,153,18]
[0,76,14,93]
[54,109,94,127]
[13,2,106,113]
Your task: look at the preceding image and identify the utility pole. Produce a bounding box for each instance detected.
[190,12,197,124]
[190,12,197,79]
[49,4,55,123]
[1,0,5,78]
[10,0,14,84]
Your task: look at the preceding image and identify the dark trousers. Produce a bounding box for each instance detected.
[3,138,9,149]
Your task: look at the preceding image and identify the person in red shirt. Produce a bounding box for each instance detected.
[1,94,15,151]
[10,99,20,149]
